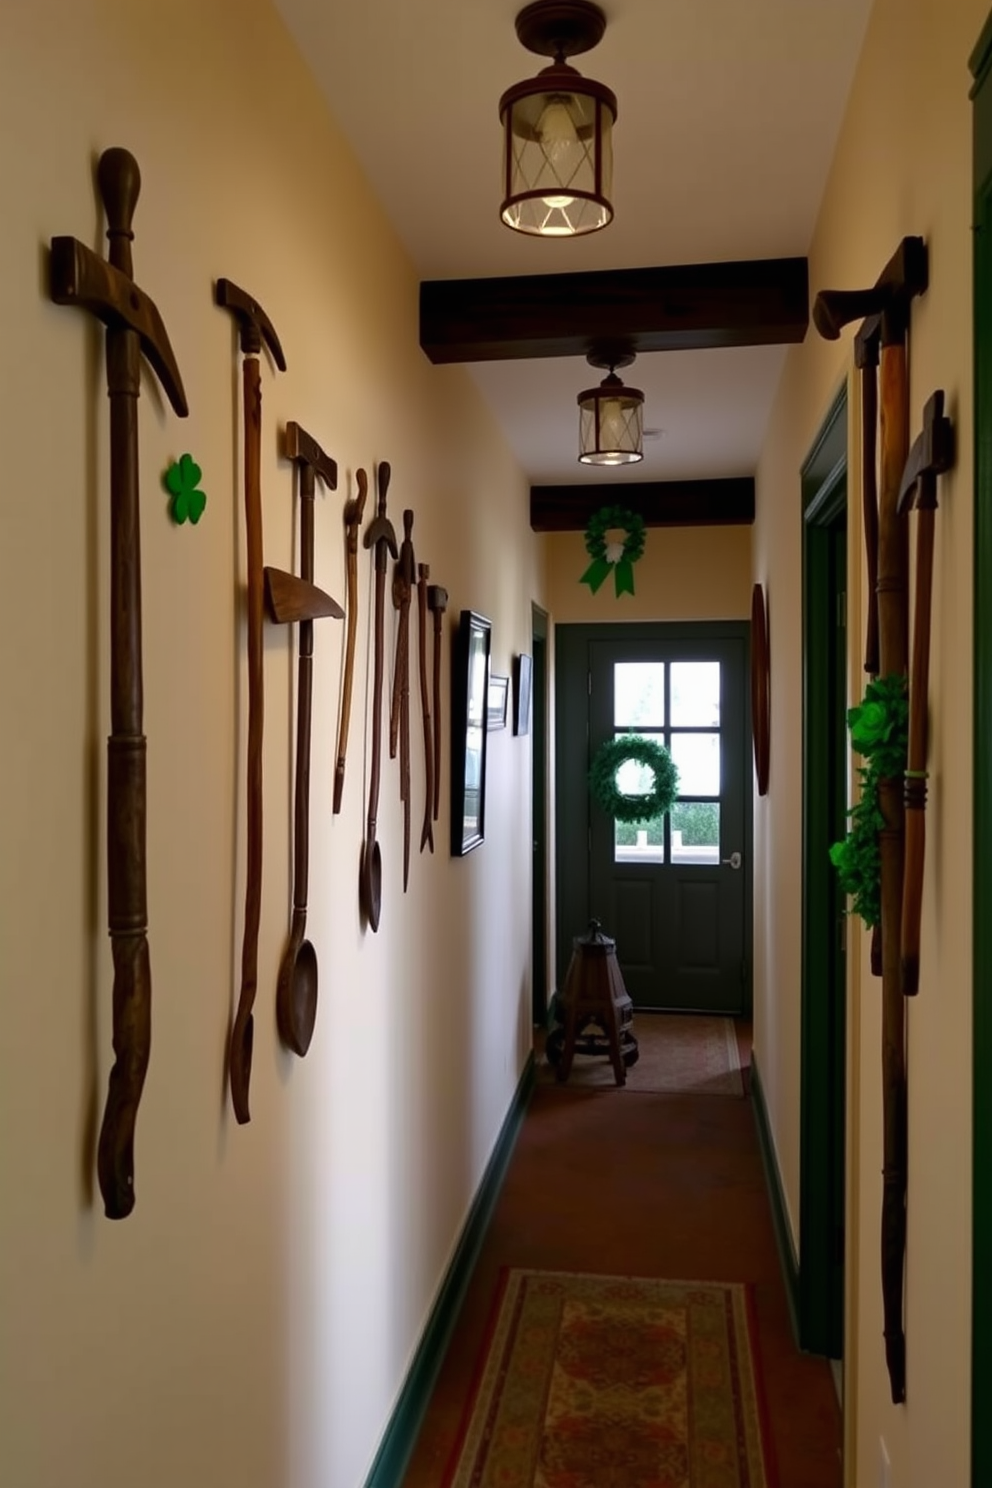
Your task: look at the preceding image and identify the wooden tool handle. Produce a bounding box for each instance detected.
[97,932,151,1219]
[418,566,434,853]
[900,506,935,997]
[368,561,386,835]
[98,148,140,280]
[432,610,443,823]
[230,354,264,1125]
[862,358,880,677]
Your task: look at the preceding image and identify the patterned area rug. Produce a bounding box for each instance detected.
[536,1014,745,1097]
[444,1270,774,1488]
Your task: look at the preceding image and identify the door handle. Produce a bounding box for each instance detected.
[721,851,742,870]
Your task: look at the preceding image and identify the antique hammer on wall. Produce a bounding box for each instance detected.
[50,147,188,1219]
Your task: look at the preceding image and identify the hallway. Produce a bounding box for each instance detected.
[403,1025,842,1487]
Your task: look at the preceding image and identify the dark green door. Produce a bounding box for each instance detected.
[557,623,750,1014]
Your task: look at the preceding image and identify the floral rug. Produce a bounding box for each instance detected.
[444,1270,775,1488]
[536,1014,745,1097]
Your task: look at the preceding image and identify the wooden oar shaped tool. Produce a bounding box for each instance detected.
[265,423,344,1057]
[333,469,369,813]
[216,277,286,1126]
[897,389,953,998]
[360,464,398,931]
[418,564,434,854]
[50,147,189,1217]
[428,584,448,823]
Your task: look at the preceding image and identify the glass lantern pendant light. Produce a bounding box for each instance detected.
[577,350,644,465]
[499,0,617,238]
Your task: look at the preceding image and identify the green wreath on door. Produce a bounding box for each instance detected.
[589,734,679,824]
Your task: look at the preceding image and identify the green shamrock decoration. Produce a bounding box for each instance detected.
[165,453,207,525]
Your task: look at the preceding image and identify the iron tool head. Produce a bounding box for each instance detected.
[897,390,954,514]
[813,237,928,346]
[215,277,287,368]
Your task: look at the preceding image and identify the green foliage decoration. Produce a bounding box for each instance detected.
[580,505,646,598]
[829,673,908,928]
[589,733,679,825]
[165,453,206,525]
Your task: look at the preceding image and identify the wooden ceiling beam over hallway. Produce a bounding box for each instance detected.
[419,257,809,363]
[530,477,755,531]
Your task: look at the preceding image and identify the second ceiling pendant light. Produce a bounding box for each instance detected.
[577,350,645,466]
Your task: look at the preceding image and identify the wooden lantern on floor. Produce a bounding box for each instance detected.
[545,919,638,1086]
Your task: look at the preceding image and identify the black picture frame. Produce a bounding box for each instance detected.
[451,609,492,855]
[487,673,509,730]
[513,653,532,736]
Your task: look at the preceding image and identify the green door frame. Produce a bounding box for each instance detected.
[532,604,549,1025]
[971,16,992,1485]
[800,387,848,1358]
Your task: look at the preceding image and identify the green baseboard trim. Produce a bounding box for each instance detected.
[750,1052,801,1347]
[363,1053,535,1488]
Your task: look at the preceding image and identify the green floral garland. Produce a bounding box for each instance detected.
[580,505,646,598]
[589,734,679,825]
[829,673,909,927]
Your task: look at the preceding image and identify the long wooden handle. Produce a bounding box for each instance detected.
[97,317,150,1218]
[862,358,880,679]
[900,505,935,997]
[418,568,434,853]
[294,472,315,916]
[333,473,366,814]
[877,338,909,1405]
[367,555,387,841]
[230,354,264,1126]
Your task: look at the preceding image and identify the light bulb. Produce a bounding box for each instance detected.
[598,396,626,453]
[537,93,579,207]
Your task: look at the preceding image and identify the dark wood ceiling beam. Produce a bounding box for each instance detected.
[530,478,755,531]
[420,258,808,363]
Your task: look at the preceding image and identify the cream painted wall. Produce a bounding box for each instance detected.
[546,524,752,622]
[0,5,543,1487]
[752,1,983,1483]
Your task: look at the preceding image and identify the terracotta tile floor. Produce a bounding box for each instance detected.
[402,1022,842,1487]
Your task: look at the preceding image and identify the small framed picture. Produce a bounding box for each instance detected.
[513,653,532,736]
[487,673,509,730]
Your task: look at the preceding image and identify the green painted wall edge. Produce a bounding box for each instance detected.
[751,1053,801,1347]
[363,1053,536,1488]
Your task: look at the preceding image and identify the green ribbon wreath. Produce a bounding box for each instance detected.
[580,505,646,598]
[589,734,679,825]
[829,673,908,927]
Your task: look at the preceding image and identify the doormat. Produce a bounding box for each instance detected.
[443,1269,776,1488]
[536,1014,745,1096]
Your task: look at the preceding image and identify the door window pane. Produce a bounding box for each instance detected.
[615,811,666,865]
[670,801,720,864]
[671,661,720,726]
[614,662,665,728]
[671,732,720,796]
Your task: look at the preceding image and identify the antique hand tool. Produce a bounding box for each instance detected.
[855,318,884,976]
[265,423,343,1057]
[216,277,286,1124]
[50,147,188,1218]
[815,234,928,1404]
[333,469,369,814]
[427,584,449,822]
[417,563,434,854]
[360,464,398,931]
[390,511,416,889]
[897,390,954,999]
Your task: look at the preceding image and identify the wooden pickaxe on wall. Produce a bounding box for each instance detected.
[897,390,954,998]
[50,147,188,1218]
[814,234,928,1404]
[215,277,286,1125]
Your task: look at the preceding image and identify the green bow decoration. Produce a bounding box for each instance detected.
[580,506,646,599]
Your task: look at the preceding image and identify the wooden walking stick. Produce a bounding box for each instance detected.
[427,584,448,822]
[50,147,189,1217]
[418,564,435,854]
[265,424,343,1058]
[897,391,954,998]
[333,469,368,814]
[215,278,286,1124]
[814,233,927,1404]
[390,511,416,890]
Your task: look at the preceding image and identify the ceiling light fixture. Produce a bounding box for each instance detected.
[499,0,616,238]
[577,350,644,466]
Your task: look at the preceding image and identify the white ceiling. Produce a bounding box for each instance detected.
[276,0,873,488]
